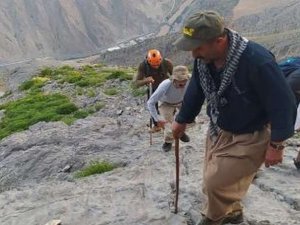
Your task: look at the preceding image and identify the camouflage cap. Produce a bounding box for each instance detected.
[174,11,225,51]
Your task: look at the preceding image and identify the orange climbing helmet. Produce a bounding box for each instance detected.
[147,49,162,68]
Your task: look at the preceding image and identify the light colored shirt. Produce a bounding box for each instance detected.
[147,79,189,122]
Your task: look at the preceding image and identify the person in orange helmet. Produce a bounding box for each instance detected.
[133,49,173,132]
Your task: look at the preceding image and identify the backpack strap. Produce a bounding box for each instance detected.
[144,59,165,78]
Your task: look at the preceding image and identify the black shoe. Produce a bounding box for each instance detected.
[294,158,300,170]
[162,142,172,152]
[180,133,190,142]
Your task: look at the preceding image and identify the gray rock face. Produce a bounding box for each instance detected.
[97,32,192,67]
[232,0,300,59]
[96,0,300,66]
[96,0,240,67]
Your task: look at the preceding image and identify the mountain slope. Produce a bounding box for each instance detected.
[0,0,173,63]
[232,0,300,59]
[97,0,300,66]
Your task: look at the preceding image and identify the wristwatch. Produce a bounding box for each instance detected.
[270,142,285,150]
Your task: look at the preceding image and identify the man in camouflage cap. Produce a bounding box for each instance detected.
[172,11,296,225]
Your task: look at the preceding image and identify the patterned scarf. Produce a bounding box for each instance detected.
[197,29,248,141]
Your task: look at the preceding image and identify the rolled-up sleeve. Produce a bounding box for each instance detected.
[147,82,168,122]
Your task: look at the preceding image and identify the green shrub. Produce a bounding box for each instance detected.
[64,71,83,83]
[87,89,96,97]
[39,67,53,77]
[82,65,94,71]
[32,65,136,89]
[77,80,91,87]
[74,110,89,119]
[76,87,84,96]
[131,84,146,97]
[75,161,116,178]
[56,103,78,114]
[19,77,49,91]
[61,116,76,125]
[104,88,119,96]
[95,102,105,111]
[59,65,74,71]
[19,80,35,90]
[106,71,132,81]
[87,107,96,114]
[0,93,83,140]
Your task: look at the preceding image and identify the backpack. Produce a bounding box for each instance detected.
[143,58,168,78]
[279,57,300,77]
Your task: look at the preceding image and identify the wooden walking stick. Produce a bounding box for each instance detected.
[149,82,153,146]
[174,138,180,214]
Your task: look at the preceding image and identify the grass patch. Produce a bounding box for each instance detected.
[86,107,96,114]
[74,161,116,178]
[36,65,135,88]
[76,87,84,96]
[0,93,89,140]
[84,103,105,114]
[95,102,105,111]
[130,84,146,97]
[106,70,132,81]
[104,88,119,96]
[19,77,49,91]
[87,89,96,98]
[56,103,78,114]
[74,110,89,119]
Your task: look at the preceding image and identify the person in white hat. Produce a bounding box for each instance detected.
[147,65,191,152]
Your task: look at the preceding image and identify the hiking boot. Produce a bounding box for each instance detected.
[180,133,190,142]
[162,142,172,152]
[150,125,162,133]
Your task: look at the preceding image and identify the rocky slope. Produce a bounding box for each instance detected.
[1,1,300,225]
[0,61,300,225]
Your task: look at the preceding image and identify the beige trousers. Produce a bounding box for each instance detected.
[202,127,270,223]
[158,102,181,143]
